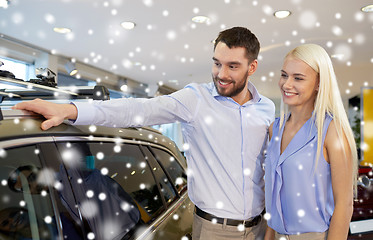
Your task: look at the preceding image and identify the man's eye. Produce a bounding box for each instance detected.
[281,74,287,78]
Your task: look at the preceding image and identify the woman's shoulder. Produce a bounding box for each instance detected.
[268,117,281,139]
[321,113,334,131]
[325,113,333,121]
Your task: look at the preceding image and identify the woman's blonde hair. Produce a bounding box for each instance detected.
[279,43,358,195]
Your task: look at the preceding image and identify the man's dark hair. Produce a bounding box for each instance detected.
[214,27,260,62]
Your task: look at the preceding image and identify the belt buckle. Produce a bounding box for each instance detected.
[244,216,256,227]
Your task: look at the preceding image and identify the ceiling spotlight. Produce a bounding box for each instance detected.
[120,21,136,30]
[274,10,291,19]
[120,84,128,92]
[331,54,344,60]
[65,61,78,76]
[53,27,72,34]
[361,4,373,12]
[192,15,210,23]
[0,0,9,9]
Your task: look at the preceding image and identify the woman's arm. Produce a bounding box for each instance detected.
[324,120,354,240]
[264,225,275,240]
[264,122,275,240]
[268,122,273,141]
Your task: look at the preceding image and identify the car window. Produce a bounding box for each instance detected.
[56,141,165,227]
[150,147,188,194]
[141,147,178,206]
[0,145,58,240]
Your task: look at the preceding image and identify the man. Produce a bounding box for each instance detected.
[14,27,275,239]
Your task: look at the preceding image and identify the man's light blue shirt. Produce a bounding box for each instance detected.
[73,81,275,220]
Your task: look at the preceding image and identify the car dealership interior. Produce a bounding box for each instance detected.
[0,0,373,238]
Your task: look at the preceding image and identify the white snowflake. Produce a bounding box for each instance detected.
[297,209,305,217]
[96,152,104,160]
[244,168,251,176]
[121,201,130,212]
[0,149,6,158]
[87,232,95,239]
[216,201,224,209]
[263,212,271,220]
[44,215,52,224]
[86,190,94,198]
[299,11,317,29]
[101,167,109,175]
[80,200,98,218]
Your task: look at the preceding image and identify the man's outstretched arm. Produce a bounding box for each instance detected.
[13,98,78,130]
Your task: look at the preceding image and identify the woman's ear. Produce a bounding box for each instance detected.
[315,77,320,91]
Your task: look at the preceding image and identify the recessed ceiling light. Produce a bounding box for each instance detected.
[53,27,72,34]
[274,10,291,19]
[0,0,9,9]
[168,79,179,83]
[361,4,373,12]
[121,21,136,30]
[192,15,210,23]
[331,54,344,60]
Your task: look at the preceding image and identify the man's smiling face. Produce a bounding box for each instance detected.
[212,42,255,104]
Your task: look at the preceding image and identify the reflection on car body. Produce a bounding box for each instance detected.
[349,165,373,239]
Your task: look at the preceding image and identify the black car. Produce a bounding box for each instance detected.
[349,165,373,239]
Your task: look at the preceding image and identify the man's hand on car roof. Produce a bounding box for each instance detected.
[12,99,78,130]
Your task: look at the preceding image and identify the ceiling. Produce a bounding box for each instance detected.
[0,0,372,100]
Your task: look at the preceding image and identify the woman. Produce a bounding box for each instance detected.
[264,44,358,240]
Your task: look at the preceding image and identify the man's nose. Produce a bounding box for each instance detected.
[218,66,229,79]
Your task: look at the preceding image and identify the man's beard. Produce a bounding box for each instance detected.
[212,73,248,98]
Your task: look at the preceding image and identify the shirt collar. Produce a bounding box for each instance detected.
[212,80,261,104]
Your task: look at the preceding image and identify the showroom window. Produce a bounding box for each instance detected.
[0,56,29,80]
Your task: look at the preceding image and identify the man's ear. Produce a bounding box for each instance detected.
[248,59,258,76]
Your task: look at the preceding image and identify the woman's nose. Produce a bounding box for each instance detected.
[282,78,293,90]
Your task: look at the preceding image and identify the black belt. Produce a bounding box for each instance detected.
[195,206,262,228]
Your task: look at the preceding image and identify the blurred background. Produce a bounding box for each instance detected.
[0,0,372,160]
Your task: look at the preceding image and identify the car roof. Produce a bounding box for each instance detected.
[0,109,182,158]
[0,75,186,167]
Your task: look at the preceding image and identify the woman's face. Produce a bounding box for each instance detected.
[279,56,319,110]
